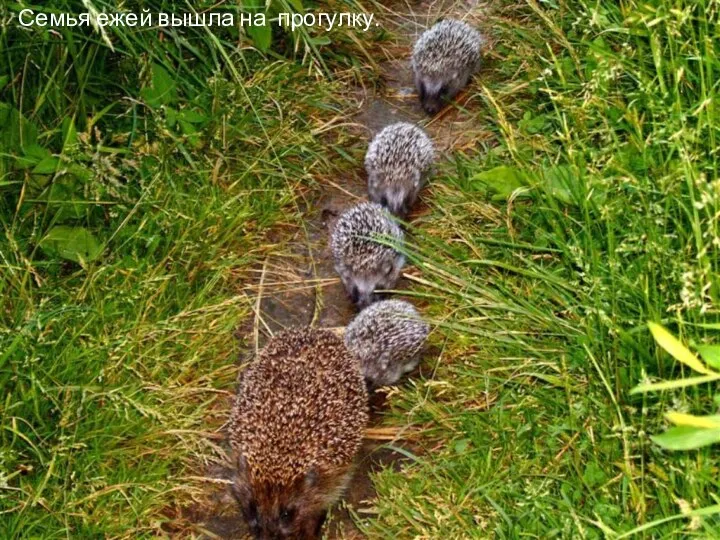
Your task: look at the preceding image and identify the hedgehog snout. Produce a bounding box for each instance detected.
[418,71,464,115]
[419,84,448,115]
[369,188,406,217]
[355,289,379,310]
[354,276,398,309]
[347,275,386,309]
[422,98,443,115]
[349,284,361,305]
[245,499,320,540]
[385,190,410,217]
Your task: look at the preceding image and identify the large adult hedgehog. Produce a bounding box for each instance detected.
[345,299,429,389]
[229,328,368,539]
[365,122,435,217]
[331,202,405,309]
[411,19,485,115]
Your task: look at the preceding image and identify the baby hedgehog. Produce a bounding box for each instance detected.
[229,328,368,540]
[345,299,429,389]
[331,202,405,309]
[411,19,485,115]
[365,122,435,217]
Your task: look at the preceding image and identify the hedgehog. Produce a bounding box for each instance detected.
[345,299,429,389]
[411,19,485,115]
[229,328,368,539]
[331,202,405,309]
[364,122,435,217]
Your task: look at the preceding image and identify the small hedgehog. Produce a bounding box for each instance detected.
[229,328,368,539]
[411,19,485,115]
[345,299,429,389]
[331,202,405,309]
[365,122,435,216]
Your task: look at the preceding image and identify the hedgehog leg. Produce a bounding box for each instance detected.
[314,510,328,535]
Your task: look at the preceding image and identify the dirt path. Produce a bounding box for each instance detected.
[193,1,489,537]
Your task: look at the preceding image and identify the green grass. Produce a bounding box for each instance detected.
[0,0,368,536]
[361,0,720,537]
[5,0,720,537]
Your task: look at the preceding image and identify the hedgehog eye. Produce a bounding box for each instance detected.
[439,85,449,97]
[280,506,296,526]
[383,263,394,277]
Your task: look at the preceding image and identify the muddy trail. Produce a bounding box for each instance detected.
[191,0,489,537]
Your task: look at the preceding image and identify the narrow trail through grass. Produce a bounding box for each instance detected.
[191,1,495,538]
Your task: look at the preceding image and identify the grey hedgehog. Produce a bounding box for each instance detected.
[345,299,429,389]
[331,202,405,309]
[411,19,485,115]
[364,122,435,217]
[229,328,368,539]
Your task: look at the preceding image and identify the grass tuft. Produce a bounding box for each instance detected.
[0,1,368,535]
[363,0,720,536]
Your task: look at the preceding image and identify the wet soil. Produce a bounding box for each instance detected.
[190,0,490,538]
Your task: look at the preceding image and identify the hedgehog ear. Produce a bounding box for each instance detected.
[304,467,320,488]
[236,454,249,477]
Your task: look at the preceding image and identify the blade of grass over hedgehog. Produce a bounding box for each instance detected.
[358,0,720,537]
[0,4,372,535]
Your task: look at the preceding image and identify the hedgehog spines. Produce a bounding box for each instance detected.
[230,328,368,538]
[345,299,429,389]
[365,122,435,216]
[412,19,485,114]
[331,202,405,309]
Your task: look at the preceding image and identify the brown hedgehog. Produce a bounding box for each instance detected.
[229,328,369,539]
